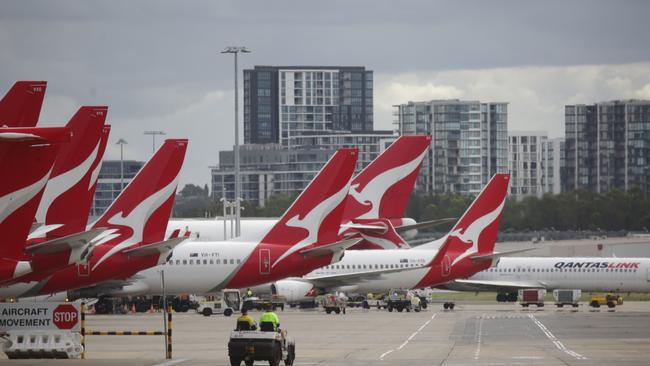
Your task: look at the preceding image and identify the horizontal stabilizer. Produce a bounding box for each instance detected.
[470,247,538,261]
[395,217,457,233]
[123,237,187,257]
[24,227,107,254]
[340,223,386,231]
[299,238,362,257]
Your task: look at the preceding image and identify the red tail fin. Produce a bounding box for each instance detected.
[35,107,110,237]
[0,127,70,271]
[422,173,510,264]
[0,81,47,128]
[261,148,357,266]
[90,139,188,261]
[344,135,430,221]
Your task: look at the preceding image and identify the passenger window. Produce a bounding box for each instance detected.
[237,259,241,264]
[189,260,193,265]
[216,259,221,264]
[210,260,214,264]
[203,260,208,265]
[175,260,180,265]
[182,260,187,265]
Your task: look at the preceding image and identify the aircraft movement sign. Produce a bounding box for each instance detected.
[0,302,80,332]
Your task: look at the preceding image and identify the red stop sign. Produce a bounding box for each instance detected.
[52,304,79,330]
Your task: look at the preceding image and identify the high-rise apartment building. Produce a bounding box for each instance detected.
[508,131,564,199]
[244,66,373,145]
[564,100,650,195]
[394,100,508,195]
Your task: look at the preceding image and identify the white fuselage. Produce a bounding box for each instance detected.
[469,257,650,292]
[301,249,440,293]
[118,240,259,295]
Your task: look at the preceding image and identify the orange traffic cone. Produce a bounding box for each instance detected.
[148,304,155,313]
[130,304,136,314]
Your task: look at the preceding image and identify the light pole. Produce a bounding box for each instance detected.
[144,130,166,154]
[221,46,250,238]
[116,138,127,190]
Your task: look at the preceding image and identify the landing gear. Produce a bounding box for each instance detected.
[442,302,455,310]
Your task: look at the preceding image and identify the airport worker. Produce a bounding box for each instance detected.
[259,303,280,331]
[246,288,254,298]
[236,308,256,330]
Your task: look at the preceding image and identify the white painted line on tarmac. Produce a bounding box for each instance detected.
[528,314,588,360]
[379,313,437,361]
[474,313,485,360]
[151,359,187,366]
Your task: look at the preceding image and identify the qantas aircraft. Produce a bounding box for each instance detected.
[0,126,71,282]
[99,148,362,296]
[110,172,511,301]
[0,81,47,128]
[444,257,650,301]
[0,139,188,298]
[2,107,111,286]
[166,135,440,246]
[249,173,514,303]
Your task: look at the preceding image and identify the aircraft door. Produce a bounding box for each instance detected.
[77,262,90,277]
[646,268,650,282]
[259,249,271,275]
[441,254,451,277]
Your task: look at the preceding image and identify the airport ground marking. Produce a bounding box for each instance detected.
[379,312,437,360]
[528,314,587,360]
[151,358,187,366]
[474,313,485,360]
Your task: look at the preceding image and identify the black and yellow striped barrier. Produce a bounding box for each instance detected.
[86,331,165,335]
[80,303,173,359]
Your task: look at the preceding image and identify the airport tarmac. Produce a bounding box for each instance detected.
[2,302,650,365]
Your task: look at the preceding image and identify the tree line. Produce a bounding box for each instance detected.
[173,184,650,232]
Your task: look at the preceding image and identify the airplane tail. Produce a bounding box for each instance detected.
[0,81,47,128]
[35,106,110,238]
[417,173,510,262]
[90,139,188,249]
[0,127,70,280]
[343,135,430,221]
[260,148,357,266]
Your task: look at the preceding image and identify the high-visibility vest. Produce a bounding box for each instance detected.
[259,311,279,330]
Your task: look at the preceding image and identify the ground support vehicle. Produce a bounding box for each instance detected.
[322,294,346,314]
[518,289,546,308]
[386,289,412,312]
[553,289,581,308]
[589,294,623,308]
[346,295,365,308]
[362,293,387,309]
[242,295,285,312]
[93,297,129,314]
[228,330,295,366]
[197,290,241,317]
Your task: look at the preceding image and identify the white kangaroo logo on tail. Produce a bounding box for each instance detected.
[449,197,506,266]
[0,168,52,224]
[91,174,179,270]
[271,177,352,267]
[35,140,101,223]
[350,149,427,220]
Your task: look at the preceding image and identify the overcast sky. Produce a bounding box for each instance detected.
[2,0,649,188]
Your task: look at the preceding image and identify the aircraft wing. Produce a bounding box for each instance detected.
[447,279,545,292]
[24,228,107,254]
[303,264,428,288]
[299,238,362,257]
[123,237,188,257]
